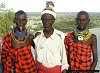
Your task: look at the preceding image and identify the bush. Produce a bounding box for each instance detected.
[0,3,14,37]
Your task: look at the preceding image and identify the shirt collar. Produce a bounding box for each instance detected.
[41,29,57,39]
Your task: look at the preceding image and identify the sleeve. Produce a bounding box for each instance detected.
[33,33,41,47]
[31,46,37,61]
[33,36,39,47]
[60,33,69,71]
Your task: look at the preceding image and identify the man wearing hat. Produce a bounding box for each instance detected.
[34,1,69,73]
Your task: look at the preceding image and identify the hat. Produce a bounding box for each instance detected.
[41,1,56,19]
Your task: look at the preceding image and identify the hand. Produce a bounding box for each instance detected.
[62,69,66,73]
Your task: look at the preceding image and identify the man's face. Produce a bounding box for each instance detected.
[15,14,27,28]
[76,15,90,30]
[41,14,55,30]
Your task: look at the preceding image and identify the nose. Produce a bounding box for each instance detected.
[79,19,84,24]
[80,21,83,24]
[19,20,24,24]
[44,20,49,25]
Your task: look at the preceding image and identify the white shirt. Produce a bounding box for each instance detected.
[34,29,69,71]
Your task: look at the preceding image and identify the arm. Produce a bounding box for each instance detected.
[60,40,69,73]
[90,34,98,70]
[1,34,12,72]
[60,34,69,73]
[28,32,41,49]
[28,34,35,48]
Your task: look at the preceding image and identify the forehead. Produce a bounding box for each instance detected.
[78,15,88,19]
[15,13,27,19]
[42,14,54,19]
[18,14,26,18]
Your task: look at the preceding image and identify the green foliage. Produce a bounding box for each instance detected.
[31,12,100,33]
[0,8,100,37]
[54,14,76,32]
[0,3,5,8]
[33,23,43,31]
[26,25,35,35]
[0,3,14,37]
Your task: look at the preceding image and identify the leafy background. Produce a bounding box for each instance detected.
[0,3,100,37]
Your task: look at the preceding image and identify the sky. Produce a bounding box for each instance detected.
[0,0,100,12]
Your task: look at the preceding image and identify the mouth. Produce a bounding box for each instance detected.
[44,24,50,28]
[18,23,25,27]
[79,23,85,27]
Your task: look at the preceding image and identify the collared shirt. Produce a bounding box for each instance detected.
[34,29,69,71]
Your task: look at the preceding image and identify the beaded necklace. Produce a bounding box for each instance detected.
[11,27,29,44]
[73,27,92,42]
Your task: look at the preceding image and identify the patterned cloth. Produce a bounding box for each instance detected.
[1,33,36,73]
[64,32,92,70]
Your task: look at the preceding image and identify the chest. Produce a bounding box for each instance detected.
[36,35,62,51]
[72,34,92,46]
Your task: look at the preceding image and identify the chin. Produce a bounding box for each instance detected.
[80,27,86,31]
[44,27,49,30]
[19,26,25,28]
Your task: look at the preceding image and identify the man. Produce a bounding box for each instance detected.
[34,2,69,73]
[1,10,36,73]
[64,11,98,72]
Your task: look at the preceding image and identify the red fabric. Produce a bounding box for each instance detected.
[64,32,92,70]
[2,33,36,73]
[37,62,61,73]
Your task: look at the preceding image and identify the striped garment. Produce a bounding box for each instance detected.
[2,33,36,73]
[64,32,92,70]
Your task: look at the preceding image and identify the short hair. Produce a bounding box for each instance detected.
[77,11,89,19]
[14,10,27,19]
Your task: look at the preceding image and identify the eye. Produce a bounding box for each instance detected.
[22,19,27,21]
[77,18,88,21]
[16,18,27,21]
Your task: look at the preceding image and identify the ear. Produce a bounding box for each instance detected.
[88,19,90,22]
[41,17,42,20]
[41,15,43,20]
[75,18,78,23]
[87,19,90,23]
[51,19,55,24]
[13,18,16,23]
[75,18,77,21]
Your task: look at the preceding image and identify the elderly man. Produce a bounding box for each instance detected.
[34,2,69,73]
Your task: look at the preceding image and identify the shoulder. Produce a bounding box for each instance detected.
[34,30,42,38]
[4,33,11,39]
[3,33,11,42]
[65,32,73,37]
[5,33,11,37]
[28,34,34,40]
[54,29,65,40]
[55,29,64,35]
[35,32,41,38]
[91,33,97,40]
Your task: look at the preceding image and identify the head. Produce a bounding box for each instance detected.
[41,1,56,31]
[75,11,90,30]
[13,10,27,29]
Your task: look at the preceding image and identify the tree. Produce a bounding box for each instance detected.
[0,3,14,37]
